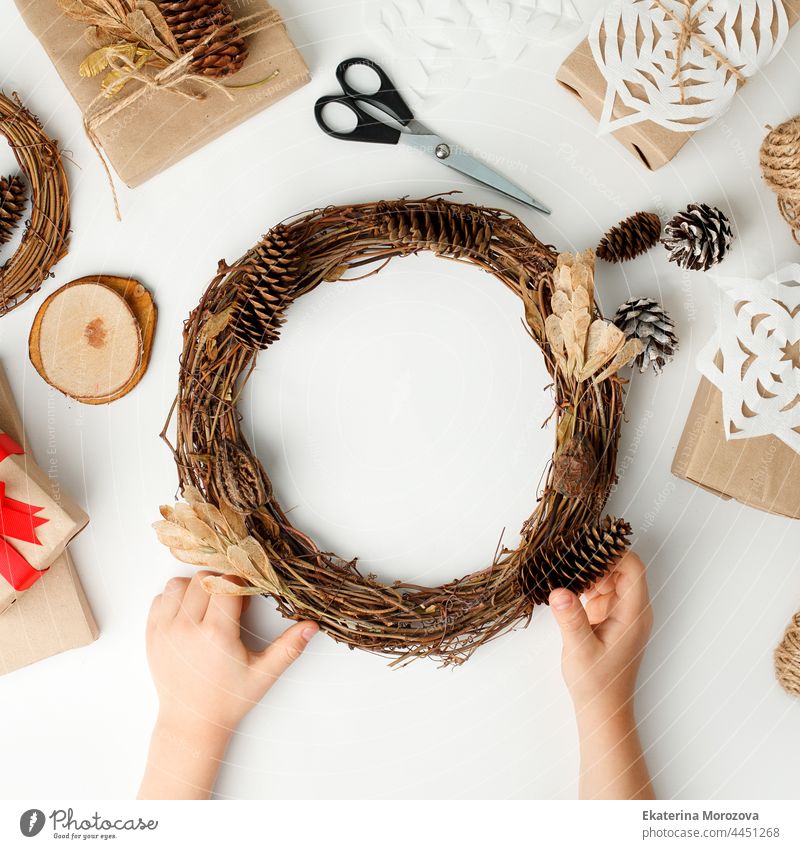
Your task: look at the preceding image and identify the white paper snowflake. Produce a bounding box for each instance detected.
[697,264,800,452]
[589,0,789,134]
[361,0,582,103]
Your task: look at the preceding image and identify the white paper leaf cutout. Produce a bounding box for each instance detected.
[589,0,789,134]
[697,264,800,452]
[361,0,582,104]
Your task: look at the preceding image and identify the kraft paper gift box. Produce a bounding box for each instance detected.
[0,431,89,612]
[555,0,800,170]
[0,362,98,674]
[13,0,310,187]
[672,376,800,519]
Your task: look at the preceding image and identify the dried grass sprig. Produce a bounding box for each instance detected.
[160,197,630,666]
[0,92,70,317]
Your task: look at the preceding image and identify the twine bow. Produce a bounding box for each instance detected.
[652,0,746,103]
[0,435,48,592]
[82,11,281,220]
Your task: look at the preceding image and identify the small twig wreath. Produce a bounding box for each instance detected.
[158,198,640,666]
[0,91,70,316]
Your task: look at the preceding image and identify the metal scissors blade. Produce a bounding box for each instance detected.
[401,132,551,215]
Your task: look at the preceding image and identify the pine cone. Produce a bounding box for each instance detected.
[159,0,247,78]
[0,175,26,247]
[596,211,661,263]
[613,297,678,374]
[662,203,732,271]
[519,516,632,605]
[232,227,304,349]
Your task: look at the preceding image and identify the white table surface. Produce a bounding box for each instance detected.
[1,0,799,800]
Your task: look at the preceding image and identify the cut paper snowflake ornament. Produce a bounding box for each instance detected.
[697,264,800,452]
[589,0,789,135]
[362,0,582,104]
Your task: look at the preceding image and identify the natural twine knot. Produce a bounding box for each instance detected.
[760,116,800,245]
[775,610,800,697]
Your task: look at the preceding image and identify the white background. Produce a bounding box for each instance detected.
[1,0,799,800]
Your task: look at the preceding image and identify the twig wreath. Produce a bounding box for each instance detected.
[0,91,70,316]
[158,198,640,666]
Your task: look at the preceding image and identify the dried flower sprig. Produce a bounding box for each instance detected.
[544,251,641,385]
[154,485,287,598]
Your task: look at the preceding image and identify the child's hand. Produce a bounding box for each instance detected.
[549,551,652,714]
[139,571,319,799]
[146,571,318,737]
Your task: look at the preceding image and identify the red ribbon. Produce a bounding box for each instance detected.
[0,433,49,592]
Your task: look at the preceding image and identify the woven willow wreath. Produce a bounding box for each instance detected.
[158,198,640,666]
[0,91,70,316]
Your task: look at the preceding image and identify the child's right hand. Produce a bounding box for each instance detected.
[549,551,652,715]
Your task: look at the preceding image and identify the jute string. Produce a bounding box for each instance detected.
[83,11,281,220]
[775,610,800,697]
[652,0,746,104]
[760,115,800,245]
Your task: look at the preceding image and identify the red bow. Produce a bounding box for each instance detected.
[0,434,49,592]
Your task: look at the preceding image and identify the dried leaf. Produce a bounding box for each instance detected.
[192,500,228,533]
[153,519,199,550]
[227,544,273,589]
[571,285,590,315]
[85,25,117,49]
[172,501,220,546]
[520,288,544,338]
[201,575,265,596]
[79,43,136,78]
[169,547,231,571]
[594,338,644,383]
[545,313,564,353]
[124,9,166,53]
[136,0,181,55]
[578,320,625,380]
[238,536,280,587]
[551,289,571,318]
[183,485,204,507]
[219,498,247,538]
[201,305,234,344]
[556,408,576,444]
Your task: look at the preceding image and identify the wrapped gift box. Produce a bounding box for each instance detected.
[14,0,310,187]
[0,363,98,673]
[556,0,800,170]
[1,431,88,610]
[672,376,800,519]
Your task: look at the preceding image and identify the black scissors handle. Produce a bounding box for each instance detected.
[314,57,415,145]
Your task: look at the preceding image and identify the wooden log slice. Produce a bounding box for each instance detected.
[29,276,157,404]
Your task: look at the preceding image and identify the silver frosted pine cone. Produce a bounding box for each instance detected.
[661,203,733,271]
[613,297,677,374]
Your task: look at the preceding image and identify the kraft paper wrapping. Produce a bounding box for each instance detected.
[0,363,98,673]
[13,0,310,187]
[672,377,800,520]
[555,0,800,170]
[1,433,88,574]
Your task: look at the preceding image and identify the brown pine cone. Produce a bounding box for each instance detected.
[519,516,632,605]
[159,0,247,78]
[596,211,661,263]
[232,227,304,349]
[0,175,26,247]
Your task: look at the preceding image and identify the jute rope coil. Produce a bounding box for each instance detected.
[775,611,800,697]
[760,115,800,245]
[160,198,630,666]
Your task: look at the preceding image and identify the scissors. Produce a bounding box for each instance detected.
[314,58,551,215]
